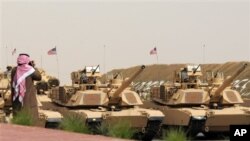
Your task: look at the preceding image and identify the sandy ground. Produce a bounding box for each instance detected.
[0,123,129,141]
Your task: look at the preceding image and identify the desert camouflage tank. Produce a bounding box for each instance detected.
[35,68,60,94]
[0,70,12,114]
[151,64,250,137]
[0,71,7,122]
[50,65,164,140]
[203,63,250,135]
[0,95,6,123]
[34,69,62,128]
[36,94,63,128]
[151,64,209,136]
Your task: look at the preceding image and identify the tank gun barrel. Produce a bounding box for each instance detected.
[112,65,145,98]
[213,63,247,97]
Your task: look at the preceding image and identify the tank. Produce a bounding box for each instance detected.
[0,70,12,115]
[151,64,250,137]
[50,65,164,140]
[36,94,63,128]
[0,72,7,122]
[34,69,62,128]
[203,63,250,135]
[35,68,60,94]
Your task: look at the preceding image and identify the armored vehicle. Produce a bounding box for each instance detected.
[0,71,12,114]
[0,72,7,122]
[152,64,208,136]
[34,69,62,128]
[151,64,250,137]
[36,94,63,128]
[203,63,250,135]
[50,65,164,140]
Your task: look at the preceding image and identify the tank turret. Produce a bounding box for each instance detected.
[210,63,247,104]
[108,65,145,107]
[153,64,210,106]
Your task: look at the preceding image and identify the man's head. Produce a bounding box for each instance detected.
[17,53,31,65]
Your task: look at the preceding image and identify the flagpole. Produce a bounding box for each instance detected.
[40,55,43,69]
[155,46,159,81]
[55,46,60,79]
[40,47,43,69]
[156,53,159,64]
[203,44,205,64]
[5,45,8,66]
[11,47,13,65]
[103,45,106,82]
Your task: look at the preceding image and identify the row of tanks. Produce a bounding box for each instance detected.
[150,63,250,137]
[1,63,250,140]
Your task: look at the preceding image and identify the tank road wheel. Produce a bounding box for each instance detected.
[138,120,162,141]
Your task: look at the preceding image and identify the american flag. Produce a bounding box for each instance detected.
[150,47,157,55]
[12,48,16,55]
[48,47,57,55]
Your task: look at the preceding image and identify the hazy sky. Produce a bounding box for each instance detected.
[0,0,249,84]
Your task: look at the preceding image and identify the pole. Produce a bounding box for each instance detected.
[40,46,43,69]
[155,46,159,80]
[203,44,205,64]
[11,47,13,65]
[156,53,159,64]
[5,45,8,66]
[55,46,60,79]
[202,44,206,82]
[40,55,43,69]
[103,45,106,82]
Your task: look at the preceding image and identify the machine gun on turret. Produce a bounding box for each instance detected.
[192,64,200,74]
[91,65,100,75]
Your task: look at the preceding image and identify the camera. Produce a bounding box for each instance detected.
[28,60,35,67]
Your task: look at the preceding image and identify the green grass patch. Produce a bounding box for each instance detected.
[60,113,90,134]
[11,109,34,126]
[98,120,136,139]
[163,127,188,141]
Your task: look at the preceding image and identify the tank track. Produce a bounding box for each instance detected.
[138,120,162,141]
[41,101,163,140]
[186,117,206,137]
